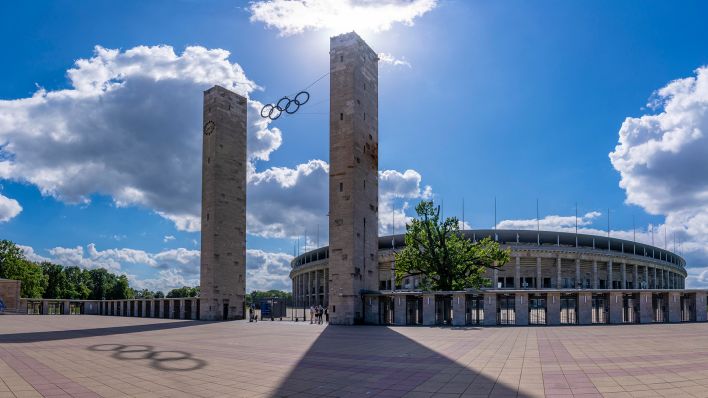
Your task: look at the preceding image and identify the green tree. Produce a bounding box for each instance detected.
[41,262,67,299]
[247,290,293,307]
[111,275,133,299]
[0,240,47,298]
[166,286,199,298]
[395,201,511,291]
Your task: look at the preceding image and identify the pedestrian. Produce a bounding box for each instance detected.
[309,306,314,324]
[249,307,253,322]
[316,306,322,324]
[324,307,329,323]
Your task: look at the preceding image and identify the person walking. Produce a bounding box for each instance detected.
[309,306,314,324]
[324,307,329,323]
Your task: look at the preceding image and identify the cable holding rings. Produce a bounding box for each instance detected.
[260,91,310,120]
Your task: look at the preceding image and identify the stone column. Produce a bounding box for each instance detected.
[514,257,521,289]
[578,292,592,325]
[394,295,406,325]
[609,292,623,324]
[547,292,560,325]
[316,270,321,305]
[364,296,379,324]
[180,299,186,319]
[483,293,497,326]
[575,259,580,288]
[169,300,175,319]
[324,269,329,306]
[191,299,198,320]
[515,293,528,326]
[693,292,707,322]
[644,267,649,289]
[634,265,639,289]
[639,292,652,323]
[493,268,499,288]
[126,301,132,317]
[536,257,542,288]
[668,292,681,322]
[608,261,613,289]
[621,263,627,289]
[63,300,70,315]
[422,294,436,326]
[653,267,657,289]
[593,261,598,289]
[452,293,466,326]
[556,258,562,288]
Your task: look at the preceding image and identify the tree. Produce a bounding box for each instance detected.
[395,201,511,291]
[0,240,47,298]
[166,286,199,298]
[247,290,293,307]
[111,275,133,299]
[41,262,67,299]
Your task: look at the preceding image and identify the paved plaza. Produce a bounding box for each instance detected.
[2,317,708,397]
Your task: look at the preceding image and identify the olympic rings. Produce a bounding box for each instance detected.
[260,91,310,120]
[88,344,207,372]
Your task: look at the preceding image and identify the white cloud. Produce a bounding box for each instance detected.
[609,66,708,287]
[0,45,281,233]
[0,193,21,222]
[378,52,412,68]
[246,249,293,292]
[378,169,433,235]
[497,212,602,231]
[249,0,438,36]
[163,235,175,243]
[17,245,51,263]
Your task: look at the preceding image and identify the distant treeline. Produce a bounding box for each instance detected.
[0,240,292,302]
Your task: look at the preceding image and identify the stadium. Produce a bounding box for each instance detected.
[290,229,704,326]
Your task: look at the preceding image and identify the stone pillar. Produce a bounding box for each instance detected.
[328,32,379,325]
[575,259,580,288]
[639,292,653,324]
[169,300,175,319]
[578,292,592,325]
[514,257,521,289]
[668,292,681,322]
[693,292,707,322]
[324,269,329,306]
[493,268,499,288]
[634,265,639,289]
[200,85,247,321]
[452,293,466,326]
[483,293,497,326]
[609,292,623,324]
[394,295,406,325]
[608,260,613,289]
[653,267,657,289]
[536,257,542,288]
[191,299,198,320]
[515,293,528,326]
[179,299,186,319]
[644,267,649,289]
[621,263,627,289]
[63,300,70,315]
[546,292,560,325]
[593,261,598,289]
[126,301,132,317]
[422,294,436,326]
[364,296,379,324]
[556,258,562,288]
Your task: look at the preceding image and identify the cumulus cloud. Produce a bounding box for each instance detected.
[378,169,433,235]
[497,212,602,231]
[163,235,175,243]
[249,0,438,36]
[609,66,708,286]
[0,193,21,222]
[0,45,281,233]
[246,249,293,292]
[378,52,412,68]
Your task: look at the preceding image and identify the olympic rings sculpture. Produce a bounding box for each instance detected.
[88,344,207,372]
[260,91,310,120]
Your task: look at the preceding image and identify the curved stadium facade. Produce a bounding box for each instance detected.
[290,229,706,326]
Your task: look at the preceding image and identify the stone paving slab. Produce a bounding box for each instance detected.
[2,316,708,397]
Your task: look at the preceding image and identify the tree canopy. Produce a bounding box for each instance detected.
[0,239,161,300]
[395,201,511,291]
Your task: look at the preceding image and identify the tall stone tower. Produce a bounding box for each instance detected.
[200,85,247,321]
[328,32,379,325]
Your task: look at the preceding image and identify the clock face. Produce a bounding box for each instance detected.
[204,121,215,136]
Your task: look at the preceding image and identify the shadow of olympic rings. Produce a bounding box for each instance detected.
[88,344,207,372]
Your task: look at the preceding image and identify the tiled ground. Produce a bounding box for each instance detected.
[2,317,708,397]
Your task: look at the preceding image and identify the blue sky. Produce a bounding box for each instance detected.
[1,0,708,292]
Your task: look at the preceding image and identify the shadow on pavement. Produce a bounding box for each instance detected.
[0,320,204,343]
[87,343,208,372]
[272,325,528,397]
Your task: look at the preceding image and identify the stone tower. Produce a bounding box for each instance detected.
[200,85,247,321]
[328,32,379,325]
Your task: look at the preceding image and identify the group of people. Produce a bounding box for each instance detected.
[310,305,328,324]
